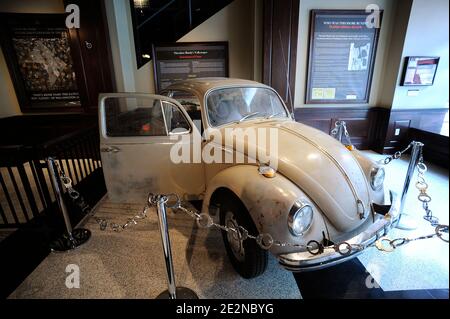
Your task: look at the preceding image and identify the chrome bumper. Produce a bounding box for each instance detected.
[278,191,400,272]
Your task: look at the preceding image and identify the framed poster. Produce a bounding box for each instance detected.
[401,56,440,86]
[306,10,382,104]
[0,13,82,112]
[152,42,229,92]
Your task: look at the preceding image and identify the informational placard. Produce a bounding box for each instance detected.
[401,57,440,86]
[152,42,229,92]
[306,10,382,104]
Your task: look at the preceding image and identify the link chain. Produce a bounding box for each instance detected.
[378,142,413,165]
[53,160,149,232]
[378,142,439,226]
[52,158,448,257]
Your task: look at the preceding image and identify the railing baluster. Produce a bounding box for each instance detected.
[81,141,91,175]
[0,169,20,224]
[63,148,76,183]
[7,167,29,223]
[31,159,52,210]
[77,142,87,179]
[28,160,45,214]
[16,163,40,218]
[0,201,8,225]
[89,137,98,170]
[71,145,82,184]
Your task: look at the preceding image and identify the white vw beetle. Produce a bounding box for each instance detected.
[99,78,399,278]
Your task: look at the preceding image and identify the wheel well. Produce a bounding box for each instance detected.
[210,187,243,209]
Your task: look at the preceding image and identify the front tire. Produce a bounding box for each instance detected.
[218,195,267,278]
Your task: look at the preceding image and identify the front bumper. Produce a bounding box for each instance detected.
[278,190,400,272]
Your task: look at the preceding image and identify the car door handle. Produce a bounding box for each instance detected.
[100,146,121,153]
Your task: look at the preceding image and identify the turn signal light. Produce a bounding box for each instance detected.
[345,144,355,151]
[258,165,276,178]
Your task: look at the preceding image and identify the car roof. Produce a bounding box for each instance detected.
[163,77,271,97]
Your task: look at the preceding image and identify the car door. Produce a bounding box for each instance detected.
[99,93,205,203]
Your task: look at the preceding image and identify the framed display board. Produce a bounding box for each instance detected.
[152,42,229,92]
[401,56,440,86]
[306,10,382,104]
[0,13,82,112]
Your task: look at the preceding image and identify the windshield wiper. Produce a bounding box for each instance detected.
[265,111,285,119]
[238,112,261,123]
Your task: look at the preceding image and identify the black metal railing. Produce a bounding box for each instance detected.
[0,116,102,229]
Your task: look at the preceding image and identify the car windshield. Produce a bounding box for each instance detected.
[206,87,288,127]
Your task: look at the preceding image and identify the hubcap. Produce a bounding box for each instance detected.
[224,211,245,262]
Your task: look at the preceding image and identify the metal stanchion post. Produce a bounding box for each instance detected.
[47,157,91,251]
[396,141,424,230]
[153,194,198,299]
[337,121,344,143]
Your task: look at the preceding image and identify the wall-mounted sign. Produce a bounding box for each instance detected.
[152,42,229,92]
[401,56,440,86]
[306,10,382,104]
[0,13,81,111]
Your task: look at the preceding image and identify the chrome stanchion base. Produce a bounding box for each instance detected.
[50,228,91,252]
[156,287,199,299]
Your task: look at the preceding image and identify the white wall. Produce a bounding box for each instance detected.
[106,0,260,94]
[294,0,399,109]
[0,0,64,118]
[391,0,449,109]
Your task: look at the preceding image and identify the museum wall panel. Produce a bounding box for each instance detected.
[0,0,65,118]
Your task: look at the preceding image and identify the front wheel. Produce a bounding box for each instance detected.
[219,196,267,278]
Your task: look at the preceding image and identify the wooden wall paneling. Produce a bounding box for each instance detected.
[262,0,299,112]
[383,108,448,154]
[408,128,449,168]
[294,107,391,151]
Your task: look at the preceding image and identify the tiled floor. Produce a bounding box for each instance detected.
[358,151,449,291]
[7,151,450,299]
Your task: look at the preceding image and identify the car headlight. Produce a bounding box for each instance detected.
[370,166,385,191]
[288,201,314,236]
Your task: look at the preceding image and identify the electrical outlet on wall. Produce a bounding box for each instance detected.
[395,128,401,136]
[407,90,420,97]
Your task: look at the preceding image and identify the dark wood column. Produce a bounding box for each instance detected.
[262,0,300,112]
[65,0,116,113]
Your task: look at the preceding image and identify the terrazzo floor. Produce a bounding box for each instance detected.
[7,151,449,299]
[358,151,449,291]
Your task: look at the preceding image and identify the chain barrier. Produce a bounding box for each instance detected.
[378,142,439,226]
[53,158,448,257]
[148,194,448,257]
[53,160,149,232]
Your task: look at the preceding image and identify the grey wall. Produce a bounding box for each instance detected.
[392,0,449,109]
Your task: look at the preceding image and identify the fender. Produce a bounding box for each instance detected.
[201,165,330,255]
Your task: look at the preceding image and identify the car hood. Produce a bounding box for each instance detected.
[215,120,371,232]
